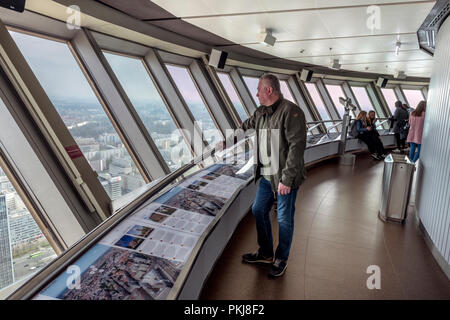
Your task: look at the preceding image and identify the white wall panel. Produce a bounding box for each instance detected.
[416,16,450,276]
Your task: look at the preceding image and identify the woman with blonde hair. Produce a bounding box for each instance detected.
[406,101,426,162]
[352,110,385,160]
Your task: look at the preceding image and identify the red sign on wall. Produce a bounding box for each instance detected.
[65,145,83,159]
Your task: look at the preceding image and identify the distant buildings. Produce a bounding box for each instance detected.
[99,173,122,200]
[8,208,43,246]
[0,194,14,290]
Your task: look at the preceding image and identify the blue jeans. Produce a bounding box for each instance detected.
[251,177,298,261]
[409,142,421,163]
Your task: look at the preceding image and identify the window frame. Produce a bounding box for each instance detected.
[348,82,385,118]
[303,79,338,133]
[164,61,225,146]
[215,70,251,122]
[9,27,164,202]
[101,49,196,171]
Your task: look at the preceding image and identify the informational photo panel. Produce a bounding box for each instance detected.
[32,144,254,300]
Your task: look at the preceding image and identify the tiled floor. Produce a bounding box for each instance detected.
[200,154,450,300]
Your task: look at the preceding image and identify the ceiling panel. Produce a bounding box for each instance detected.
[182,3,434,44]
[318,3,435,38]
[291,50,432,66]
[101,0,436,77]
[243,33,420,58]
[183,12,333,43]
[151,0,434,17]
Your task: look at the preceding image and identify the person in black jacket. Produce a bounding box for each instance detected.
[391,101,409,151]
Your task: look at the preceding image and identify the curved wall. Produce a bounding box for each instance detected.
[416,16,450,278]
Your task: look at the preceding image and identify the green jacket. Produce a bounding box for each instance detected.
[240,97,307,192]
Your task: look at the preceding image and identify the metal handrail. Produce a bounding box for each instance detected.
[307,123,322,132]
[326,121,343,133]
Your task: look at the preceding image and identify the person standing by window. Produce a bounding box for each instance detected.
[407,101,426,163]
[391,101,409,151]
[220,74,307,278]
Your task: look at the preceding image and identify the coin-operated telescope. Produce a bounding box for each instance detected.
[338,97,357,165]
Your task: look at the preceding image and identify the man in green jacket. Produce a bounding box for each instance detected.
[234,74,307,277]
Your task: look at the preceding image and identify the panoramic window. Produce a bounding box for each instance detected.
[0,165,56,293]
[242,76,259,105]
[216,72,248,122]
[402,89,425,109]
[10,31,146,200]
[279,80,296,104]
[104,52,192,172]
[166,64,222,147]
[325,84,348,118]
[380,88,398,115]
[351,86,376,115]
[305,82,337,132]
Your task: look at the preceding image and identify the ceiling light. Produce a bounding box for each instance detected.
[395,41,401,56]
[330,59,341,70]
[394,70,407,79]
[259,30,276,46]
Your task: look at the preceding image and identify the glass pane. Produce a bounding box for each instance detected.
[242,76,259,105]
[381,88,398,115]
[305,83,337,132]
[325,84,347,117]
[166,65,222,147]
[0,166,56,291]
[351,86,376,114]
[217,72,248,122]
[402,89,425,109]
[280,80,295,103]
[104,53,192,172]
[10,31,146,200]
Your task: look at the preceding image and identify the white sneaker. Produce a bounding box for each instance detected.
[393,148,401,152]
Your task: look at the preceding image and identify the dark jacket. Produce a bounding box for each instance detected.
[239,96,307,192]
[392,107,409,133]
[367,118,380,136]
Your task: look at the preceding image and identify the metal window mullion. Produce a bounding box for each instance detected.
[315,79,340,132]
[199,57,241,128]
[229,67,257,115]
[189,59,233,136]
[0,152,65,254]
[144,48,206,157]
[394,85,408,106]
[372,83,392,117]
[316,79,340,121]
[287,76,313,121]
[0,21,110,221]
[0,66,95,244]
[422,86,428,100]
[226,72,251,118]
[71,29,168,180]
[299,80,326,133]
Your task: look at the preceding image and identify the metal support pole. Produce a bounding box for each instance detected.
[338,97,357,166]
